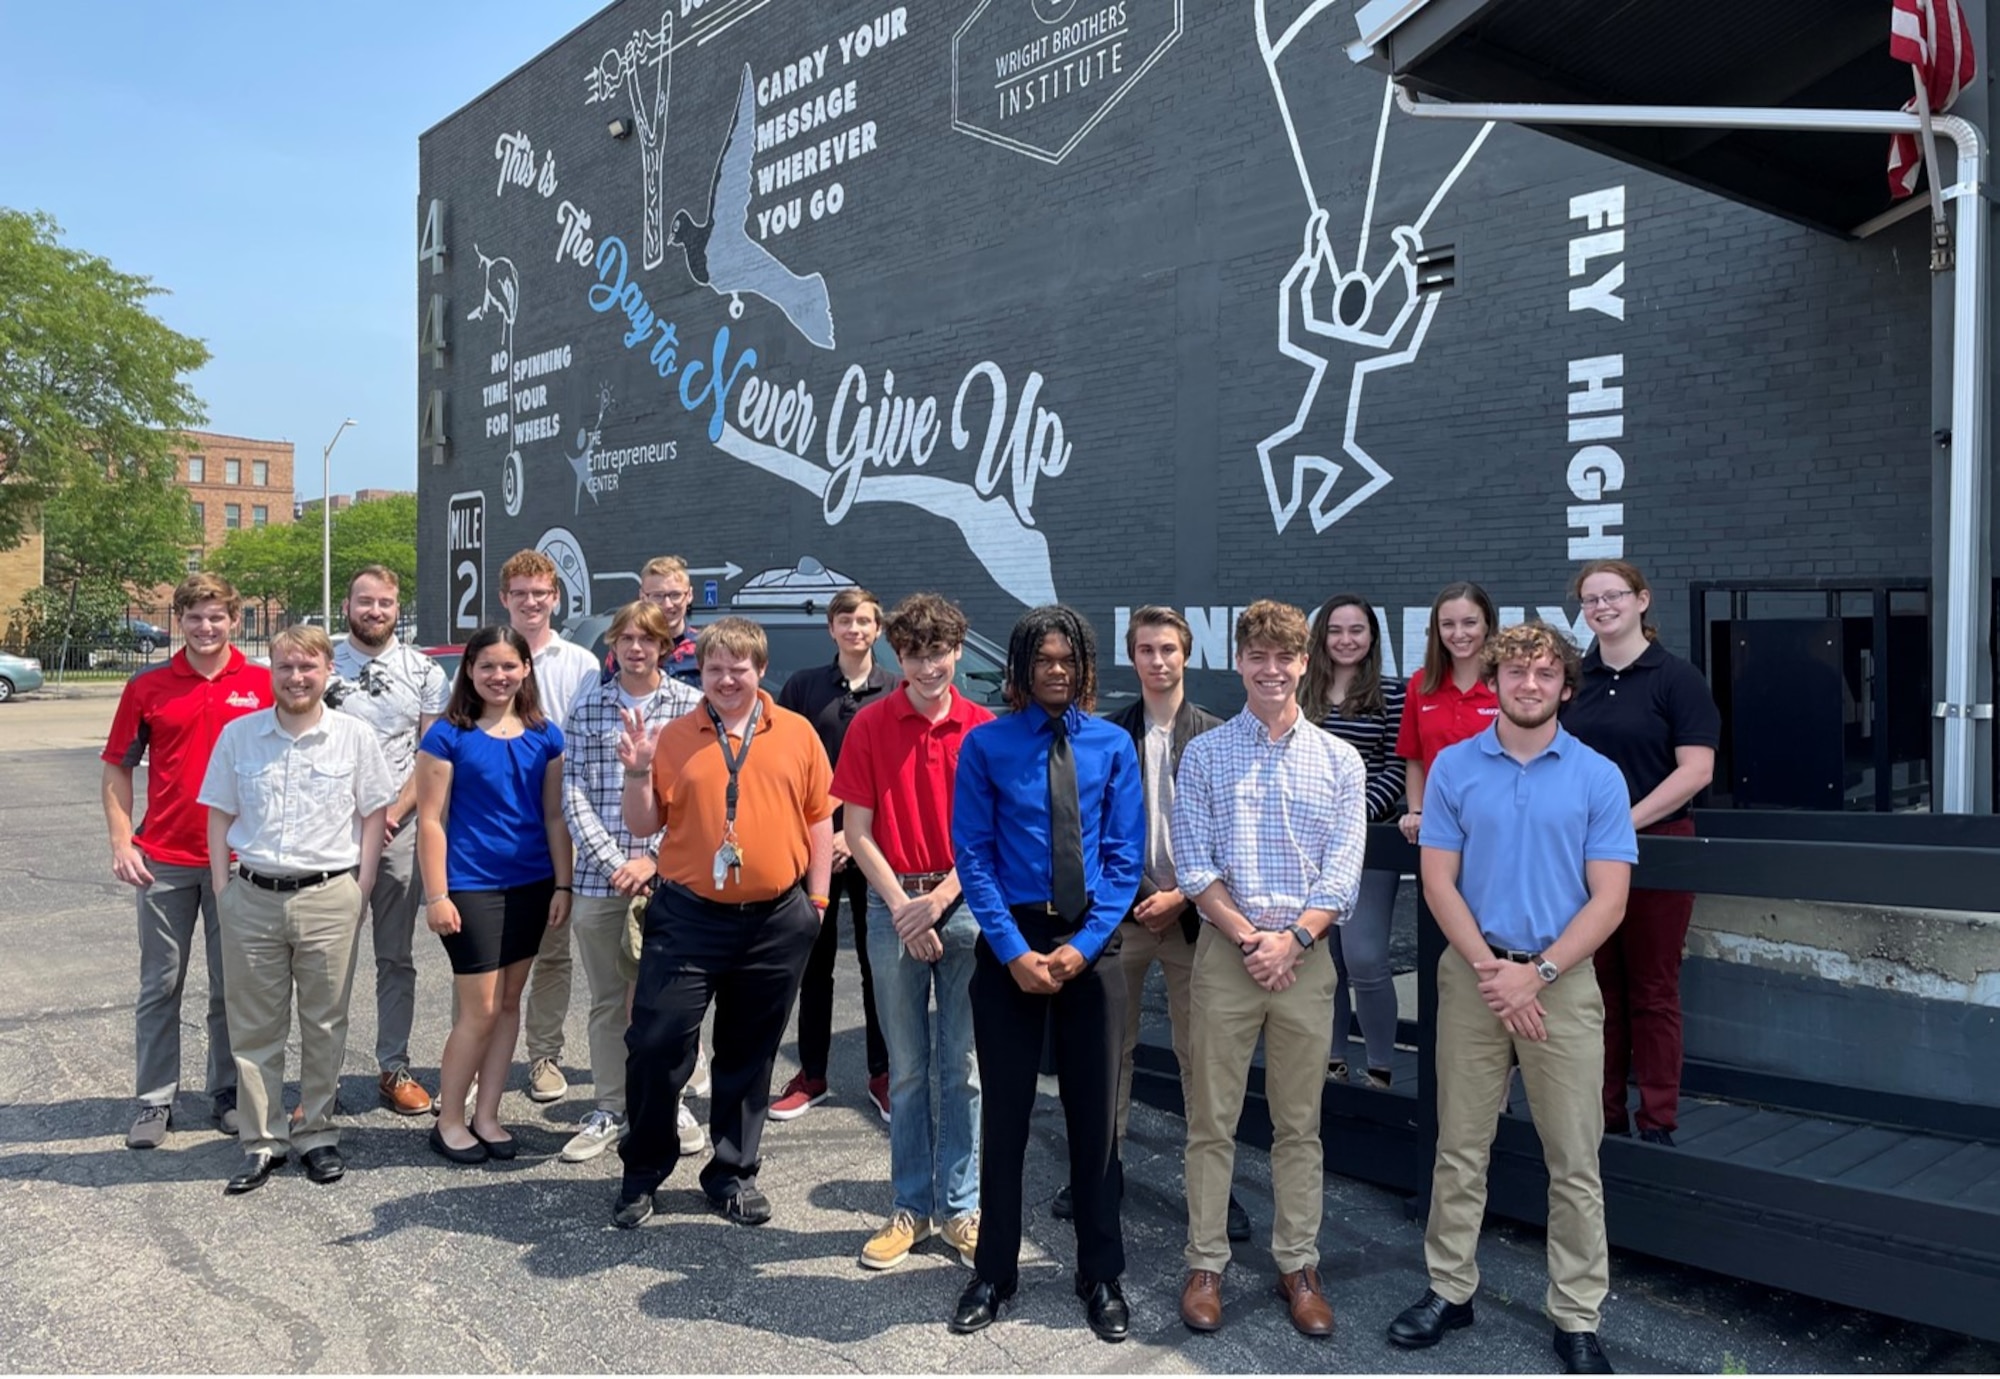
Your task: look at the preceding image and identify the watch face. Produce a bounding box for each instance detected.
[1536,960,1559,982]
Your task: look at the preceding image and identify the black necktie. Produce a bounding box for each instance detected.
[1048,714,1088,923]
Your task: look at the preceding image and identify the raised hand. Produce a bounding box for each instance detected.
[616,708,662,773]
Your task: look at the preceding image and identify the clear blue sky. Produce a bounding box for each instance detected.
[0,1,603,498]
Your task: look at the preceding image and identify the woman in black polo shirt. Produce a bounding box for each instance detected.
[1560,559,1719,1147]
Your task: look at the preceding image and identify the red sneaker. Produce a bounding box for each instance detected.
[768,1072,829,1121]
[867,1072,892,1125]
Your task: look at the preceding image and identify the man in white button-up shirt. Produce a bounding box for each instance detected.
[1170,600,1367,1340]
[200,626,396,1196]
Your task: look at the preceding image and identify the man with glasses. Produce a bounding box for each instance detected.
[499,549,601,1106]
[641,556,702,686]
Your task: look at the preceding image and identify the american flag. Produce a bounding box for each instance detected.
[1888,0,1977,200]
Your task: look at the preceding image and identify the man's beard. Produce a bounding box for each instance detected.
[349,622,393,650]
[1500,698,1560,731]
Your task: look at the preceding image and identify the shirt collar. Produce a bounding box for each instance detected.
[1474,721,1573,762]
[697,687,778,736]
[890,683,969,723]
[255,706,330,742]
[1582,639,1668,673]
[1230,705,1303,745]
[1031,703,1089,737]
[170,646,247,680]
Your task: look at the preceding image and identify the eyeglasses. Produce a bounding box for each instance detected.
[506,587,558,604]
[642,589,692,605]
[1578,590,1635,610]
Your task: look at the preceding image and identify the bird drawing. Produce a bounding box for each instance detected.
[671,62,836,350]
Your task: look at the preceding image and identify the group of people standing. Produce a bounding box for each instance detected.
[102,550,1717,1374]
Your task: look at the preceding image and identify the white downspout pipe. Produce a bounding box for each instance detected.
[1392,86,1990,812]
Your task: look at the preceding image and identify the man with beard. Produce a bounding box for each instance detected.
[1388,622,1636,1375]
[328,565,449,1114]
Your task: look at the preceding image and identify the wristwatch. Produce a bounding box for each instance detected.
[1533,954,1561,983]
[1287,923,1315,951]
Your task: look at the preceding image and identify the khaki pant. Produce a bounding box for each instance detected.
[1426,948,1609,1332]
[1183,923,1337,1274]
[523,913,573,1063]
[1114,915,1196,1143]
[569,893,635,1113]
[218,873,364,1157]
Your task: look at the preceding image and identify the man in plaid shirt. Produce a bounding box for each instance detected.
[1170,599,1367,1339]
[559,600,702,1164]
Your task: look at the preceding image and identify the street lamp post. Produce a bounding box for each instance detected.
[321,419,357,627]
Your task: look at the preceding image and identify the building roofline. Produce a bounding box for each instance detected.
[419,2,610,141]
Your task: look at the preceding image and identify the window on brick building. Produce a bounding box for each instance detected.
[253,460,269,486]
[191,501,205,526]
[225,459,241,484]
[225,504,241,530]
[186,456,205,483]
[252,505,268,527]
[186,551,202,573]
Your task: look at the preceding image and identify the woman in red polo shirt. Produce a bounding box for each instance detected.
[1395,581,1499,845]
[1560,558,1718,1148]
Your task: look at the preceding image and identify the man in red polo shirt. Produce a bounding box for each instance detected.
[102,573,273,1149]
[833,593,995,1271]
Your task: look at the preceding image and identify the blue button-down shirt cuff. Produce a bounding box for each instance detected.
[984,921,1030,965]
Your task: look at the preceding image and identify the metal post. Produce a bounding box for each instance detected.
[321,419,356,627]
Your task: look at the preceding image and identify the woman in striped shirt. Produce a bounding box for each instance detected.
[1300,594,1406,1088]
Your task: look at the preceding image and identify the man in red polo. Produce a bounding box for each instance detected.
[102,573,273,1149]
[834,593,995,1271]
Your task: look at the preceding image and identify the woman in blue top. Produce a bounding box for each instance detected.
[1299,593,1407,1089]
[416,625,573,1163]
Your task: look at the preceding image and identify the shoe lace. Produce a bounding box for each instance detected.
[136,1105,169,1125]
[580,1110,619,1134]
[888,1208,921,1236]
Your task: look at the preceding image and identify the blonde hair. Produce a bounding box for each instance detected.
[696,616,769,671]
[608,600,675,646]
[270,625,334,664]
[640,555,689,581]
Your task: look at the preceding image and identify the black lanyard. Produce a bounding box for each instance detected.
[705,699,761,835]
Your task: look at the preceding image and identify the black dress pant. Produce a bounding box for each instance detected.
[971,910,1126,1290]
[794,863,886,1079]
[620,881,820,1200]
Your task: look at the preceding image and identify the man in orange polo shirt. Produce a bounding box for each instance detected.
[611,617,834,1229]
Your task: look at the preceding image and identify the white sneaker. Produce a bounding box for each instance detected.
[677,1099,706,1155]
[561,1109,627,1163]
[689,1042,712,1098]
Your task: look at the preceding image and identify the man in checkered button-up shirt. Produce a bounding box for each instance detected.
[1167,600,1367,1340]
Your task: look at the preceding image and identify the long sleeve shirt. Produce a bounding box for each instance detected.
[1318,678,1408,823]
[951,704,1145,964]
[561,675,702,896]
[1171,708,1368,929]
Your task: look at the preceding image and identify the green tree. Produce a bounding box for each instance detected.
[0,209,210,551]
[208,493,417,623]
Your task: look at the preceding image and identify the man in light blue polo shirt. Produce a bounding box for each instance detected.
[1387,622,1637,1376]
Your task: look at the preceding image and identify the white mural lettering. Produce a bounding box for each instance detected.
[1565,187,1628,560]
[493,131,559,199]
[556,200,597,266]
[584,10,673,271]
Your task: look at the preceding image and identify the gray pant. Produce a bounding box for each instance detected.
[135,861,235,1107]
[1332,868,1401,1071]
[569,892,634,1114]
[367,825,423,1073]
[523,910,574,1063]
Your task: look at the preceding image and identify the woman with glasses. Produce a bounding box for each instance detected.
[1559,560,1718,1148]
[1395,582,1500,847]
[1300,594,1405,1089]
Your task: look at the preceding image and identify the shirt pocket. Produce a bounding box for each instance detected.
[305,759,355,811]
[235,759,286,815]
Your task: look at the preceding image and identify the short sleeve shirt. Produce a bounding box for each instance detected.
[328,638,448,789]
[198,710,398,874]
[1420,725,1639,953]
[1561,641,1721,822]
[419,718,565,890]
[101,648,273,868]
[1396,672,1501,772]
[829,686,994,876]
[650,689,833,902]
[532,636,601,733]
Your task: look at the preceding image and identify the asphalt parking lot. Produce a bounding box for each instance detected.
[2,685,1995,1373]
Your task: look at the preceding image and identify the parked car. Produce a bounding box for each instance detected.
[0,652,45,702]
[125,619,169,656]
[423,645,463,683]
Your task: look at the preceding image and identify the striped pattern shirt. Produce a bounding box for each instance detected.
[1317,678,1407,824]
[561,676,703,896]
[1171,708,1368,930]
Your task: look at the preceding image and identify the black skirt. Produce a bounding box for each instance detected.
[440,878,555,974]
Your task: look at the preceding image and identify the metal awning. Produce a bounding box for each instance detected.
[1350,0,1926,236]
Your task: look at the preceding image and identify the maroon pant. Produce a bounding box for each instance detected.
[1595,816,1697,1133]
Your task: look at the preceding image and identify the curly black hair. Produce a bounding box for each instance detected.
[1004,604,1099,713]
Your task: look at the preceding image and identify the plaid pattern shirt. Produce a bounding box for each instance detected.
[562,675,703,896]
[1171,707,1369,930]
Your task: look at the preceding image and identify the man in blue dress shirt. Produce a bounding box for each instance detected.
[949,605,1144,1343]
[1390,622,1637,1376]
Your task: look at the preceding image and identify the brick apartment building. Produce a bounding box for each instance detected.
[153,430,297,635]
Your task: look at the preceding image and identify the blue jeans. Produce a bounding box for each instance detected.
[865,890,981,1221]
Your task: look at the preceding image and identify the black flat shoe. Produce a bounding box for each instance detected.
[429,1125,489,1165]
[1636,1127,1675,1148]
[225,1149,285,1195]
[1226,1193,1252,1243]
[1555,1328,1615,1374]
[707,1185,771,1225]
[1052,1183,1074,1220]
[1077,1278,1130,1343]
[1387,1289,1475,1348]
[473,1130,518,1160]
[300,1145,345,1184]
[949,1278,1015,1334]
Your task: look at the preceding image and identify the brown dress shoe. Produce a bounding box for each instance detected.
[1181,1269,1224,1332]
[1276,1267,1335,1337]
[379,1068,433,1116]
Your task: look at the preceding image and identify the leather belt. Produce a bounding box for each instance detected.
[1010,899,1090,918]
[238,865,352,893]
[896,871,950,896]
[1487,942,1539,964]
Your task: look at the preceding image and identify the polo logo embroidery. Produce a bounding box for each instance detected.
[226,693,262,708]
[1478,706,1499,716]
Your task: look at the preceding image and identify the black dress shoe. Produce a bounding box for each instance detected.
[1052,1183,1075,1220]
[1636,1127,1675,1148]
[1387,1288,1475,1348]
[949,1278,1015,1334]
[1226,1193,1252,1243]
[707,1185,772,1225]
[428,1125,489,1165]
[225,1150,285,1195]
[473,1130,519,1160]
[1077,1278,1130,1343]
[300,1145,345,1184]
[1555,1328,1615,1373]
